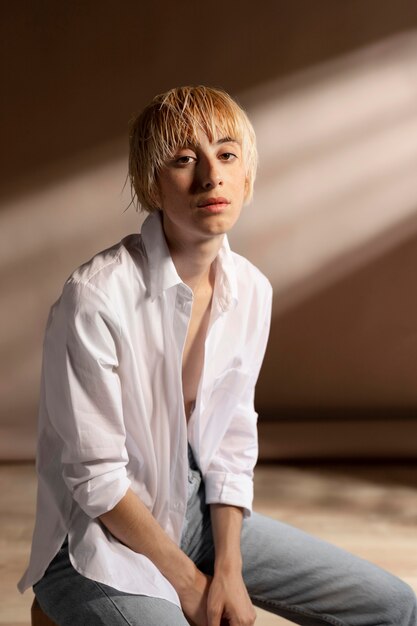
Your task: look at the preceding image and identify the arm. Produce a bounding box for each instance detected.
[47,280,212,624]
[99,488,212,625]
[204,282,273,517]
[203,283,273,625]
[206,504,256,626]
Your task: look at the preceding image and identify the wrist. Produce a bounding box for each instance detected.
[148,542,200,596]
[214,554,243,576]
[174,561,199,595]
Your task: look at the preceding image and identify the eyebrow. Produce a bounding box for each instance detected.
[216,136,239,145]
[179,136,240,151]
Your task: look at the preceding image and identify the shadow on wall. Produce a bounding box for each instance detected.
[2,0,417,192]
[1,32,417,459]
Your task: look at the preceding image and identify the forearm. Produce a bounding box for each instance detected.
[98,487,196,594]
[210,503,244,574]
[207,504,256,626]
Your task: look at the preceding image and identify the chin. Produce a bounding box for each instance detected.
[203,213,239,234]
[202,221,233,237]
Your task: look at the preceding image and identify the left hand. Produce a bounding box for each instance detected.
[206,569,256,626]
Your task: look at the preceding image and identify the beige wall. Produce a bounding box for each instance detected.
[2,1,417,190]
[1,1,417,459]
[258,232,417,413]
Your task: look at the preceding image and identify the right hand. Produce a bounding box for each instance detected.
[179,568,212,626]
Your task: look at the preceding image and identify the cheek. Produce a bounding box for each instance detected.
[233,165,247,191]
[236,173,248,201]
[158,180,179,207]
[164,173,191,197]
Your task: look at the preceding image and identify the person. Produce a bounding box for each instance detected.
[18,86,416,626]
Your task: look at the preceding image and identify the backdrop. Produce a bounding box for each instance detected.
[1,0,417,459]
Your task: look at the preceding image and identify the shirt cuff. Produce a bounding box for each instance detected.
[204,471,254,518]
[71,466,131,519]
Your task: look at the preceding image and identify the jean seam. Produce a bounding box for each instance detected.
[92,581,133,625]
[250,594,349,626]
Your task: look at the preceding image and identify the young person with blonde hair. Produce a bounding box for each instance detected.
[19,86,416,625]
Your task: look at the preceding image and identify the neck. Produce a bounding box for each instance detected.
[162,221,223,293]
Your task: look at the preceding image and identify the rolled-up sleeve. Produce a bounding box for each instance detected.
[204,383,259,516]
[204,406,257,516]
[43,279,131,518]
[204,283,273,517]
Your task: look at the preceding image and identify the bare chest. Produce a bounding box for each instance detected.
[182,292,212,421]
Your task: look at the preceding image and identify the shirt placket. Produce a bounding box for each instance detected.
[169,282,194,542]
[189,289,227,462]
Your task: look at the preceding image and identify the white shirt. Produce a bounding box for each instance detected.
[18,210,272,606]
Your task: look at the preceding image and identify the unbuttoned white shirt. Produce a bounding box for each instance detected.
[18,210,272,606]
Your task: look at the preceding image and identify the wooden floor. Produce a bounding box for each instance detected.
[2,461,417,626]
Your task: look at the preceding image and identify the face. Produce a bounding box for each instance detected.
[155,128,248,246]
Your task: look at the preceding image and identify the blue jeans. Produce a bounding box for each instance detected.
[34,446,417,625]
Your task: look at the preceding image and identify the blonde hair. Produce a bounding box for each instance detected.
[128,85,258,213]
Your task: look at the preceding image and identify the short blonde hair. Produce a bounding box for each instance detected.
[128,85,258,213]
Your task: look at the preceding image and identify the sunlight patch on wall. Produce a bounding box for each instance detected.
[231,31,417,313]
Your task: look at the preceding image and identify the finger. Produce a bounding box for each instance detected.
[207,606,222,626]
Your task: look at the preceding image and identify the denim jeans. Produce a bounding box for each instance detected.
[34,445,417,625]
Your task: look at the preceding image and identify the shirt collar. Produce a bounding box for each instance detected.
[213,233,238,312]
[140,210,238,310]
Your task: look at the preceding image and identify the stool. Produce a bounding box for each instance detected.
[31,597,57,626]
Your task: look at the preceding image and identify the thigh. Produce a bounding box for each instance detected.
[239,512,416,626]
[194,511,416,626]
[177,465,417,626]
[33,539,190,626]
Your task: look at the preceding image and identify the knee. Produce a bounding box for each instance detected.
[397,582,417,626]
[379,578,417,626]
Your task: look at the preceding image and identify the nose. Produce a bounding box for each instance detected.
[198,157,223,190]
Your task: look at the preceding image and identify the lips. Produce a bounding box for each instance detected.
[197,197,230,208]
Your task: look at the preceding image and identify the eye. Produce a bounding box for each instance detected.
[174,155,196,165]
[219,152,237,161]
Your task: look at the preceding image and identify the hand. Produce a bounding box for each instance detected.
[206,570,256,626]
[179,568,212,626]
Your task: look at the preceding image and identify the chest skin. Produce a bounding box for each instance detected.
[182,289,213,421]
